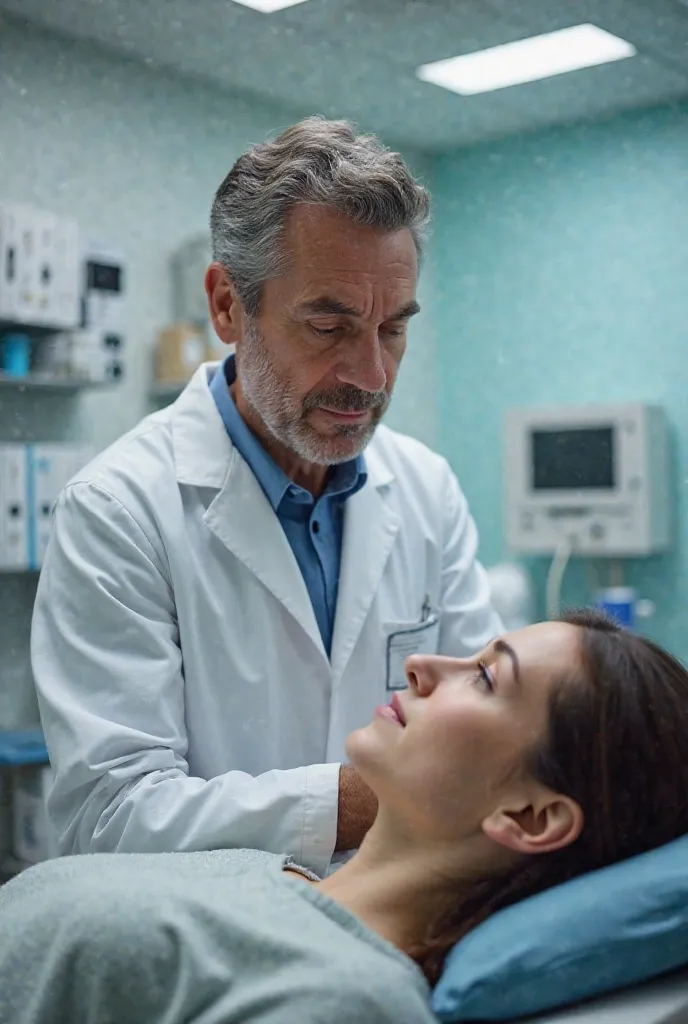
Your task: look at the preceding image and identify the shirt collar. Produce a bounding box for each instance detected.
[210,355,367,511]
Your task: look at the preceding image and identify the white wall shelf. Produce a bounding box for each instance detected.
[0,372,112,393]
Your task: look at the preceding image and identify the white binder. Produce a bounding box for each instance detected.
[27,443,94,570]
[0,203,80,329]
[0,444,29,571]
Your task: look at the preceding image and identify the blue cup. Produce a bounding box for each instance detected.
[1,333,31,377]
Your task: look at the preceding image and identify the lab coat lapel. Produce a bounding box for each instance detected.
[173,364,326,660]
[204,451,326,658]
[331,449,399,679]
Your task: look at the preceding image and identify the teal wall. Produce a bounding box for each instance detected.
[383,153,439,451]
[430,103,688,662]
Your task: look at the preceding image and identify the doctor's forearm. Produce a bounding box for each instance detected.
[336,765,378,851]
[54,762,340,875]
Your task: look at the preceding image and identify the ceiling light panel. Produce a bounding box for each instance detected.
[416,24,637,96]
[230,0,313,12]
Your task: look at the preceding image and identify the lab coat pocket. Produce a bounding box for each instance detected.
[384,614,440,691]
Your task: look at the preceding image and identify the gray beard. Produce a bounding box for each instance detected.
[237,321,388,465]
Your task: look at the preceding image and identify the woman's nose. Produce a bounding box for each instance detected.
[405,653,442,696]
[405,653,475,695]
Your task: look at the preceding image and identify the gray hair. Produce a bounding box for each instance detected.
[210,116,431,316]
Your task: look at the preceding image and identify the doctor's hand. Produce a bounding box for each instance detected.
[335,765,378,852]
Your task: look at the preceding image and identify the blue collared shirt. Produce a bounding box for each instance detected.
[210,357,367,656]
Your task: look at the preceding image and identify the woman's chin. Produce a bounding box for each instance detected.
[344,724,387,778]
[344,725,369,764]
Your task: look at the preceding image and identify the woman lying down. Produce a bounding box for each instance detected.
[2,609,688,1024]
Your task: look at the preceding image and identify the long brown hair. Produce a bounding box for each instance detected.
[409,609,688,985]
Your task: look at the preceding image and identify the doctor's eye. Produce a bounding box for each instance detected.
[309,322,346,339]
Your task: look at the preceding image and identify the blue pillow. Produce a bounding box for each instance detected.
[432,833,688,1021]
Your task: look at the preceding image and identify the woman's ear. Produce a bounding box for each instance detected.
[482,792,583,856]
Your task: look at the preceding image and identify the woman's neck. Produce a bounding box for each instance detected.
[314,820,476,954]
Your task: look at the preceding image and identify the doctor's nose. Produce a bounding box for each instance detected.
[335,332,387,394]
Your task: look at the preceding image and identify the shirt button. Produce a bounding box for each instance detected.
[312,521,320,534]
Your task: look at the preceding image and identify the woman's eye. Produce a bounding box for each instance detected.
[473,661,495,693]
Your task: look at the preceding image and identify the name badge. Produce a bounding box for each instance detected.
[385,614,440,691]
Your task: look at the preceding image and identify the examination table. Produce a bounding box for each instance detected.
[517,968,688,1024]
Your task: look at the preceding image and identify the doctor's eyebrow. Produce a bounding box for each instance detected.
[297,297,421,321]
[491,639,522,687]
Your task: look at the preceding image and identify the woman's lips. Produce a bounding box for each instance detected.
[374,695,405,727]
[391,693,406,725]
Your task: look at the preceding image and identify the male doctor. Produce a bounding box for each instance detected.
[31,117,502,877]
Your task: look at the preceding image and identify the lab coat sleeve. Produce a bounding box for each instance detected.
[30,481,340,876]
[437,465,504,657]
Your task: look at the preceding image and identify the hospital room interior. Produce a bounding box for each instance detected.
[0,0,687,1021]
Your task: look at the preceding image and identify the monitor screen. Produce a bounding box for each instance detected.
[531,426,615,490]
[87,261,122,293]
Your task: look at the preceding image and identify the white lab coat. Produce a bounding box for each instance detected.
[31,363,501,876]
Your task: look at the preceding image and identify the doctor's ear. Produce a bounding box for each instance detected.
[205,263,243,345]
[482,791,583,856]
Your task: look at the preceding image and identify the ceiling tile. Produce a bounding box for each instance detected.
[0,0,686,150]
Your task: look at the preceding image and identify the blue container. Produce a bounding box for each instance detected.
[0,729,48,766]
[1,332,31,376]
[595,586,637,630]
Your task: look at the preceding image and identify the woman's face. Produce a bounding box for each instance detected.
[347,621,582,846]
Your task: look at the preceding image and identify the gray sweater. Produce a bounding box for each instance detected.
[0,848,436,1024]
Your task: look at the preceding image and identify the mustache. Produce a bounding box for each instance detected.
[303,385,387,413]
